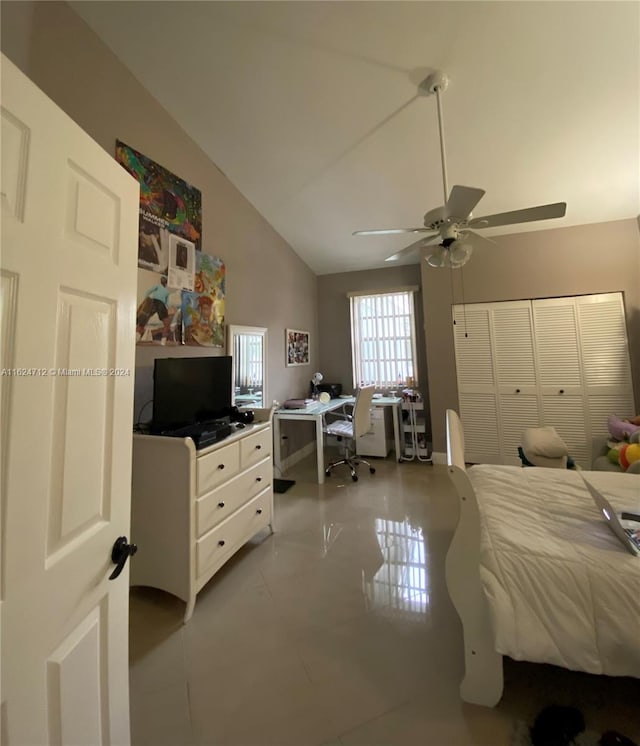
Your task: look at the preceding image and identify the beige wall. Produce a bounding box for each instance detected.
[1,1,318,448]
[318,264,430,433]
[422,218,640,453]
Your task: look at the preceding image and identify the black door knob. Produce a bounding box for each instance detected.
[109,536,137,580]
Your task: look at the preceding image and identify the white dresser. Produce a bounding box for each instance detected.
[130,413,274,622]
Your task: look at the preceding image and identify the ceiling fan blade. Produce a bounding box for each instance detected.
[353,228,437,236]
[444,185,486,220]
[468,202,566,229]
[459,229,497,250]
[385,234,440,262]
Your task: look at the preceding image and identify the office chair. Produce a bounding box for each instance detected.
[323,385,376,482]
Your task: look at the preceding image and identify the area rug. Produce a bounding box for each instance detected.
[510,720,600,746]
[273,478,295,494]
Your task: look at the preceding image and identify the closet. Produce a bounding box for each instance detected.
[453,292,635,468]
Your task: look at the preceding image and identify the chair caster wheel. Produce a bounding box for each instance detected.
[351,475,358,482]
[369,467,376,474]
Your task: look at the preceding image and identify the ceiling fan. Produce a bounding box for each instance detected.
[353,71,567,268]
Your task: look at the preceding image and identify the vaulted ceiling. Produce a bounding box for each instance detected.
[73,1,639,275]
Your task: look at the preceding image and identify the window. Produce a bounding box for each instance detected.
[350,289,418,389]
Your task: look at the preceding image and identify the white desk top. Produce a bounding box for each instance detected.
[274,395,402,417]
[275,399,344,416]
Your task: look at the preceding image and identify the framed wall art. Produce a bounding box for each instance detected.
[286,329,310,367]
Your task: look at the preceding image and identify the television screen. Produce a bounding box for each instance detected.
[152,356,232,429]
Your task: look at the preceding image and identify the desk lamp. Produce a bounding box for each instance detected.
[311,371,323,399]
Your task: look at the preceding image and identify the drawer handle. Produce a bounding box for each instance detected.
[256,477,262,482]
[256,508,263,515]
[515,389,520,394]
[218,501,225,508]
[559,389,564,394]
[255,444,262,450]
[217,464,225,470]
[218,540,226,547]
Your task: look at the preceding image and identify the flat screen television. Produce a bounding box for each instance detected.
[152,356,232,430]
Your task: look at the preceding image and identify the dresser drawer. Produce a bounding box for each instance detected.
[240,427,271,469]
[196,441,240,496]
[196,487,272,578]
[196,457,271,536]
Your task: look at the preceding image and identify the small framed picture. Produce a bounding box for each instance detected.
[285,329,310,366]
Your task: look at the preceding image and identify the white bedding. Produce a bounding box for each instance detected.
[468,465,640,676]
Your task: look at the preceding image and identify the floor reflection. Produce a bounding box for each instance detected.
[364,517,430,617]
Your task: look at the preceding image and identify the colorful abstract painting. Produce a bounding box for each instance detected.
[181,251,226,347]
[116,140,202,271]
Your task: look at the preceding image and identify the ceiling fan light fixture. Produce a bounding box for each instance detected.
[449,239,473,267]
[425,245,448,268]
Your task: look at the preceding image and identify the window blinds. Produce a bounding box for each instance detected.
[350,290,418,389]
[233,333,263,389]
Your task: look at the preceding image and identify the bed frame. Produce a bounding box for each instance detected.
[445,408,504,706]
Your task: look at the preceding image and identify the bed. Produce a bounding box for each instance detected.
[445,409,640,707]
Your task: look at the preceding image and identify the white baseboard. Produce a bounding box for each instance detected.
[280,442,316,473]
[431,451,447,465]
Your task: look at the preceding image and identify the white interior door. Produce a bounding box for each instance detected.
[1,55,139,745]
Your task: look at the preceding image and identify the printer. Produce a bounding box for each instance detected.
[310,382,343,399]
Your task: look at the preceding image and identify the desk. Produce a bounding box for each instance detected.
[273,396,402,484]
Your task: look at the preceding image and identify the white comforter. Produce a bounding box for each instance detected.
[468,465,640,676]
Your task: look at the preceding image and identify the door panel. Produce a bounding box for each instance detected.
[533,299,582,387]
[577,294,633,388]
[453,304,495,386]
[47,603,107,746]
[1,55,138,746]
[499,394,541,465]
[541,395,589,468]
[459,392,501,464]
[492,302,537,387]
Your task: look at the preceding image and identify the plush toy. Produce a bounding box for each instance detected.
[619,443,640,471]
[608,414,640,442]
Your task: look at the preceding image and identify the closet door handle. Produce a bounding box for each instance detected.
[255,444,262,450]
[256,476,262,482]
[218,501,225,508]
[559,389,565,395]
[217,463,225,470]
[218,540,226,547]
[256,508,263,515]
[515,389,520,394]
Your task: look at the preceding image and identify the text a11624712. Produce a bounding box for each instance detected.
[0,368,132,377]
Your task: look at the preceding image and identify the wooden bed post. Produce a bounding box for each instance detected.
[445,409,504,707]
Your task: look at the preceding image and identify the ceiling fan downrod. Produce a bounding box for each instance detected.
[419,71,450,205]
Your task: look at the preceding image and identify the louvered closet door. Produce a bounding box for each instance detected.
[492,302,541,465]
[533,298,588,467]
[577,293,635,438]
[453,304,501,464]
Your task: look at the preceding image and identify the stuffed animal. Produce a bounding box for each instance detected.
[619,443,640,473]
[607,414,640,442]
[609,442,640,473]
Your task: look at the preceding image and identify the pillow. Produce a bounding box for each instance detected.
[521,426,568,458]
[607,414,640,442]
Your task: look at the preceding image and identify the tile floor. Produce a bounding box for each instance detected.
[129,454,640,746]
